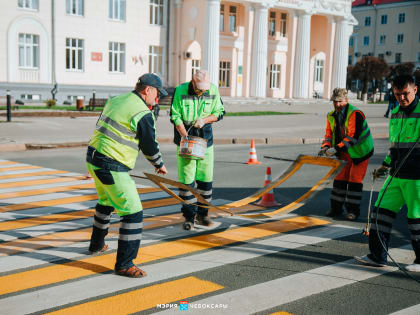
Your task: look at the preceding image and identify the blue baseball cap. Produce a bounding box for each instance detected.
[138,73,168,96]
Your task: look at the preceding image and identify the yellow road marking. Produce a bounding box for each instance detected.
[0,187,162,213]
[0,197,180,232]
[0,205,259,256]
[0,176,87,189]
[0,183,95,199]
[45,276,224,315]
[0,170,68,180]
[0,161,17,165]
[0,216,329,295]
[270,312,295,315]
[0,165,41,172]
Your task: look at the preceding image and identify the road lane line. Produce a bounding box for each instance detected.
[45,276,224,315]
[0,224,357,314]
[0,162,17,166]
[0,183,95,199]
[0,176,88,189]
[0,216,328,296]
[0,166,41,172]
[163,247,413,315]
[389,304,420,315]
[0,187,162,212]
[0,170,68,180]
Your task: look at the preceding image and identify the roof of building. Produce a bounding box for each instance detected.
[352,0,415,7]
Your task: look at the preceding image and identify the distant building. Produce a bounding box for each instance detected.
[0,0,356,103]
[350,0,420,68]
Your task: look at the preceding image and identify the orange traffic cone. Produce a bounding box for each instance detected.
[246,139,261,165]
[256,167,281,207]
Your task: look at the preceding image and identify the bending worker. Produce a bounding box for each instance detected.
[170,70,225,230]
[86,73,168,278]
[318,88,374,221]
[356,75,420,272]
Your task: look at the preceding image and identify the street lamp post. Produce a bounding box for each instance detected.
[6,90,11,122]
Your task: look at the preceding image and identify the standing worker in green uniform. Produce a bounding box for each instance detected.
[86,73,168,278]
[170,70,225,230]
[355,75,420,272]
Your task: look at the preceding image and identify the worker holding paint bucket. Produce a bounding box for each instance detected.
[170,70,225,230]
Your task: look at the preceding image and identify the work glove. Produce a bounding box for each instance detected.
[193,118,205,129]
[373,165,389,179]
[317,147,328,157]
[326,147,337,157]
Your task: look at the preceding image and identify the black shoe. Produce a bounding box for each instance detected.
[325,209,343,217]
[346,212,359,221]
[196,214,214,226]
[182,217,195,230]
[384,115,388,118]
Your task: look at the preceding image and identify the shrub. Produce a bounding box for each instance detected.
[45,99,56,108]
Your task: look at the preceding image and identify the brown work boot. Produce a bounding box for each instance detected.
[196,214,214,226]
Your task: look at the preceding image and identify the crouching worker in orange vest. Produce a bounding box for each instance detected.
[318,88,374,221]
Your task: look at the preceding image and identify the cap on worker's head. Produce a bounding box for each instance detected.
[193,69,211,91]
[138,73,168,96]
[330,88,348,101]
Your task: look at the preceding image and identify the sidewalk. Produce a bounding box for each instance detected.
[0,99,389,152]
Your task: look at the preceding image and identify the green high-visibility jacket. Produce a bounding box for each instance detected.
[326,104,374,163]
[170,82,225,147]
[89,92,154,169]
[383,97,420,179]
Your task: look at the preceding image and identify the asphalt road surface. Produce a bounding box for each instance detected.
[0,140,419,314]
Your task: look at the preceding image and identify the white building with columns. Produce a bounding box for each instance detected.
[0,0,356,102]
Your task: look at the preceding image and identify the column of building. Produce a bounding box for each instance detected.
[203,0,221,86]
[331,18,350,89]
[293,11,311,98]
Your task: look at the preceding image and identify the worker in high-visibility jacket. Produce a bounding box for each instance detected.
[170,70,225,230]
[86,73,168,278]
[355,75,420,272]
[318,88,374,221]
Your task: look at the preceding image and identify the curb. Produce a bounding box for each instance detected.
[0,135,389,153]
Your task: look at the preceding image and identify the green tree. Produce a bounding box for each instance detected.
[388,62,415,81]
[350,56,390,100]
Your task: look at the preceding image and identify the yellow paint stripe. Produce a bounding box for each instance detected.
[0,176,86,189]
[0,204,257,255]
[0,165,41,172]
[46,276,224,315]
[0,170,67,180]
[0,161,17,165]
[0,187,162,212]
[0,216,329,295]
[0,197,180,232]
[270,312,294,315]
[0,183,95,199]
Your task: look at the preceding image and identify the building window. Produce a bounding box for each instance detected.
[109,42,125,73]
[379,35,386,45]
[18,34,39,69]
[150,0,164,25]
[314,59,324,83]
[270,64,281,89]
[363,36,369,46]
[18,0,38,10]
[66,38,84,71]
[220,4,224,32]
[364,16,371,26]
[348,55,352,65]
[219,61,231,88]
[66,0,83,16]
[419,32,420,42]
[228,6,237,32]
[395,53,401,63]
[21,94,40,100]
[269,11,276,37]
[191,59,200,78]
[349,37,354,47]
[417,52,420,62]
[280,13,287,37]
[148,45,163,75]
[381,14,387,24]
[109,0,125,21]
[378,53,384,59]
[397,33,404,44]
[398,13,405,23]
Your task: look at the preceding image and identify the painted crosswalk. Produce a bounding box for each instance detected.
[0,159,418,314]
